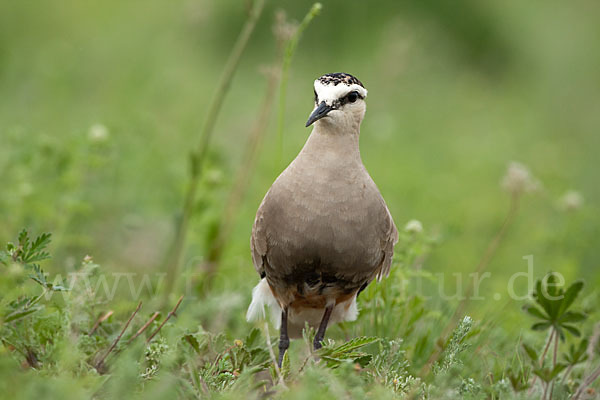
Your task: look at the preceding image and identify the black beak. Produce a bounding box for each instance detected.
[305,101,333,127]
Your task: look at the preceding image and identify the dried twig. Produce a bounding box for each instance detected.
[127,311,160,345]
[147,296,184,343]
[89,310,114,335]
[95,302,142,369]
[298,353,312,375]
[24,347,39,369]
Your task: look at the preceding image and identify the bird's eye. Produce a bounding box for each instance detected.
[347,91,359,103]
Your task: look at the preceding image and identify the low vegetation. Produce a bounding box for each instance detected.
[0,229,598,399]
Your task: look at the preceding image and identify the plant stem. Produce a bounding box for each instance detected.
[540,329,556,366]
[571,367,600,400]
[276,3,322,167]
[553,330,559,366]
[572,364,600,399]
[529,329,556,395]
[89,310,114,335]
[162,0,266,300]
[264,322,286,388]
[549,329,559,400]
[127,311,160,344]
[147,295,184,343]
[562,364,574,384]
[95,301,142,370]
[26,289,47,308]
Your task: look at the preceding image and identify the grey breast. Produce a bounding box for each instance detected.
[251,151,398,303]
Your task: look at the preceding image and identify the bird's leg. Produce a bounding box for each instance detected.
[313,304,334,350]
[278,307,289,368]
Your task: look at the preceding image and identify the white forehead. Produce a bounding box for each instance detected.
[314,80,368,102]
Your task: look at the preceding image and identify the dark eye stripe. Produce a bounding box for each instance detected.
[338,91,363,106]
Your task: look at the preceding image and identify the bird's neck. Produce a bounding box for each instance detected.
[299,123,362,166]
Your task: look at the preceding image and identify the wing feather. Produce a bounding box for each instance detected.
[250,197,269,278]
[376,204,399,281]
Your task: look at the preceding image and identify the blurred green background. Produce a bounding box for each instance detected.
[1,0,599,339]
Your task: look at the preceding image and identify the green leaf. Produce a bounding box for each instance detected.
[532,363,566,383]
[559,311,586,324]
[354,354,372,368]
[320,355,348,368]
[4,305,43,322]
[549,363,567,380]
[29,264,48,287]
[17,229,29,250]
[23,232,52,263]
[564,338,589,365]
[530,273,586,340]
[534,279,553,318]
[523,304,548,320]
[30,232,51,252]
[507,367,531,392]
[522,343,538,362]
[559,281,584,315]
[531,322,551,331]
[182,334,201,354]
[330,336,379,356]
[244,328,261,349]
[533,367,551,383]
[280,350,291,379]
[535,273,572,321]
[562,324,581,337]
[574,339,589,358]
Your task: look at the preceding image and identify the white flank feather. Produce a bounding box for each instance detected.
[246,278,282,328]
[246,279,360,338]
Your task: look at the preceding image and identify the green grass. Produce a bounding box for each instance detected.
[1,0,599,398]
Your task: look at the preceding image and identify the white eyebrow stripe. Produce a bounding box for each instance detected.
[314,81,368,103]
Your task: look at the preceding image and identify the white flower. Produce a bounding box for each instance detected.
[558,190,583,211]
[88,123,109,142]
[272,10,298,44]
[501,161,539,195]
[404,219,423,233]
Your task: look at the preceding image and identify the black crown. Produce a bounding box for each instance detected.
[317,72,365,88]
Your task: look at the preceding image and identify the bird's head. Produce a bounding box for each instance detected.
[305,72,368,129]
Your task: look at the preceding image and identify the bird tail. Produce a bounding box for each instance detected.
[246,278,281,328]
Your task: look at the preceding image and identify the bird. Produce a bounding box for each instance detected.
[246,72,398,366]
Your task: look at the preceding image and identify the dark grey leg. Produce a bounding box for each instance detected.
[313,304,334,350]
[278,307,289,368]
